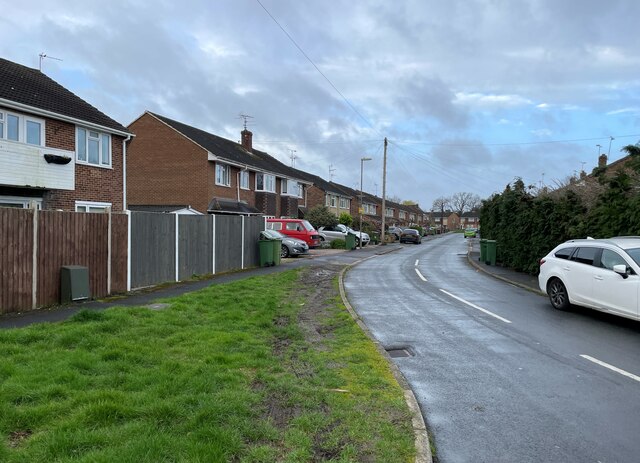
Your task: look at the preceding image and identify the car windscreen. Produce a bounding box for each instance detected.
[302,220,315,231]
[624,247,640,266]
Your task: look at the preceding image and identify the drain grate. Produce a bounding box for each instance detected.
[385,347,413,358]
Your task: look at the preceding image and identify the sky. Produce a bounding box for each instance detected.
[3,0,640,210]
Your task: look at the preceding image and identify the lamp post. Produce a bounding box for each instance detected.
[360,157,372,249]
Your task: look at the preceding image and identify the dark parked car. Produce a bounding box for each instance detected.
[261,229,309,258]
[400,228,421,244]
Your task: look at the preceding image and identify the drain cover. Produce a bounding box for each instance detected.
[385,348,413,358]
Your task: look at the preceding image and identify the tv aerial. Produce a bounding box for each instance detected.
[39,52,62,71]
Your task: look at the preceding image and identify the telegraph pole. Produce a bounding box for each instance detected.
[381,137,388,245]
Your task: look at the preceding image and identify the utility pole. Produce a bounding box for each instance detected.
[359,157,372,249]
[608,136,615,156]
[381,137,388,245]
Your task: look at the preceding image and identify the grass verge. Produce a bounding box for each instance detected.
[0,268,414,462]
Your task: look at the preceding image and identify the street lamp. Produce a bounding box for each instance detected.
[360,157,372,249]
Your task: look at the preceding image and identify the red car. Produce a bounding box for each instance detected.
[266,218,321,248]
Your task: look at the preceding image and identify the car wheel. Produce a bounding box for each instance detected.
[281,244,289,258]
[547,278,570,311]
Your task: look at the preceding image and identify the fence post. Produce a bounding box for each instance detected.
[126,210,131,291]
[30,201,38,310]
[212,214,216,275]
[107,206,112,294]
[241,215,245,270]
[175,213,179,282]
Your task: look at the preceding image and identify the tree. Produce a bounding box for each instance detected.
[451,192,481,216]
[432,196,450,233]
[305,205,338,229]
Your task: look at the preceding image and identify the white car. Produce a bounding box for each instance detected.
[538,237,640,321]
[318,224,370,246]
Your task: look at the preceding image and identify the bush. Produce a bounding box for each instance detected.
[330,239,346,249]
[339,212,353,227]
[306,205,339,229]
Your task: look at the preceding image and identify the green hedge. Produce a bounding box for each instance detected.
[479,145,640,274]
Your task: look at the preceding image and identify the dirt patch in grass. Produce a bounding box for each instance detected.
[295,265,344,346]
[8,429,32,448]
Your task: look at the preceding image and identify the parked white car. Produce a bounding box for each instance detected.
[538,237,640,321]
[318,224,370,246]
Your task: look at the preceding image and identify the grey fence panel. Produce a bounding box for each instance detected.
[178,215,213,280]
[214,215,243,273]
[131,212,176,288]
[244,216,264,268]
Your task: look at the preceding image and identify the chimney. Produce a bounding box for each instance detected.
[598,153,607,169]
[241,129,253,151]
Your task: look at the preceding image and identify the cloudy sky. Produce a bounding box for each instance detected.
[3,0,640,209]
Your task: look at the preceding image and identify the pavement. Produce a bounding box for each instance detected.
[466,239,543,295]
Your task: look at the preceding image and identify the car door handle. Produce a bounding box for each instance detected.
[594,276,603,281]
[562,266,570,271]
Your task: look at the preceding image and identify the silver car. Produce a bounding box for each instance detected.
[261,229,309,258]
[318,224,370,246]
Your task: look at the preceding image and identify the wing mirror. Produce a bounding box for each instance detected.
[613,264,629,279]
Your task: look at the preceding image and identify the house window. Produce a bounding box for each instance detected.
[239,171,249,189]
[339,197,350,209]
[364,203,376,214]
[326,195,337,207]
[282,179,300,197]
[399,211,406,220]
[410,214,416,222]
[0,111,44,146]
[0,196,42,209]
[77,127,111,167]
[256,173,275,192]
[216,163,231,186]
[75,201,111,213]
[385,208,394,217]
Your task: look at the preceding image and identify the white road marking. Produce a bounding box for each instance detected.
[415,268,427,282]
[580,355,640,383]
[439,289,512,324]
[415,259,419,266]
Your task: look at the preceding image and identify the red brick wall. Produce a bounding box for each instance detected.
[127,113,210,213]
[43,119,125,211]
[305,185,325,211]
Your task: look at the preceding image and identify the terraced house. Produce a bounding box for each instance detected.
[0,57,132,211]
[126,112,310,216]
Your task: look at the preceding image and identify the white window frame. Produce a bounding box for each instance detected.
[256,173,276,193]
[339,197,350,209]
[0,196,42,209]
[325,194,337,208]
[385,208,394,217]
[0,110,45,146]
[282,179,300,197]
[297,184,304,199]
[399,211,406,220]
[216,163,231,187]
[75,200,112,213]
[239,170,249,190]
[76,127,112,168]
[364,203,376,215]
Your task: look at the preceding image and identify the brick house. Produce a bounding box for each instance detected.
[292,169,355,218]
[433,210,460,232]
[461,210,480,229]
[0,57,132,211]
[126,112,310,216]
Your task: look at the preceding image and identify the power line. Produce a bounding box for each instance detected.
[391,133,640,148]
[255,0,383,138]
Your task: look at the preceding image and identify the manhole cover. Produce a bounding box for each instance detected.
[385,348,413,358]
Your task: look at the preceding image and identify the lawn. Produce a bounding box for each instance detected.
[0,267,415,462]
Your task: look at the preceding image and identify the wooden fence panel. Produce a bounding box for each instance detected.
[130,212,176,289]
[178,215,213,280]
[214,215,243,273]
[111,213,129,293]
[0,208,33,314]
[37,211,109,307]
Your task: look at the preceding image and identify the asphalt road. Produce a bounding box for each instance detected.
[344,233,640,463]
